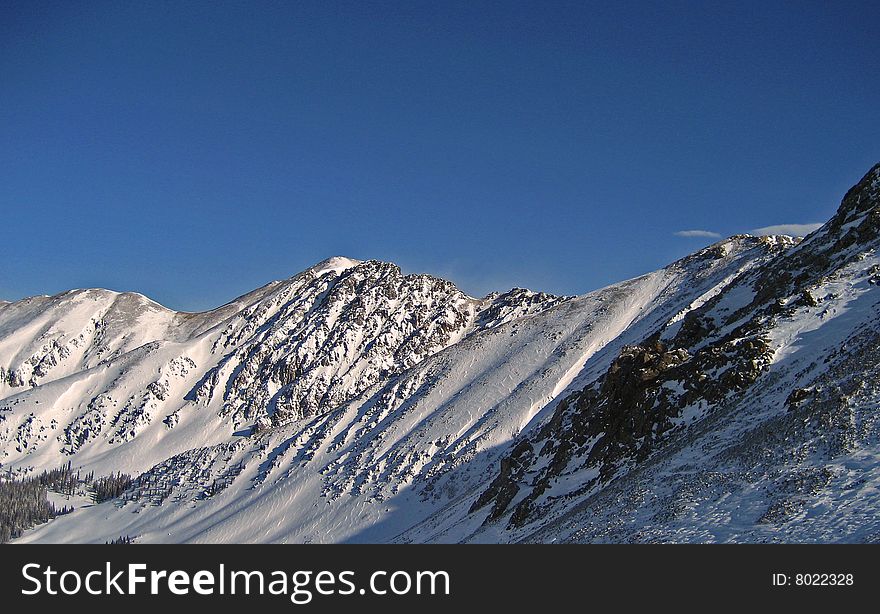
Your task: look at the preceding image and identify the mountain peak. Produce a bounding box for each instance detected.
[835,161,880,224]
[308,256,362,276]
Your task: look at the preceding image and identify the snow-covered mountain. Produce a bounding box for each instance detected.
[4,163,880,543]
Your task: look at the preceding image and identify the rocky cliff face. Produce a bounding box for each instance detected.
[191,259,480,429]
[467,164,880,539]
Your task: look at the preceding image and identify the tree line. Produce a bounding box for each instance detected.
[0,477,72,542]
[0,463,133,543]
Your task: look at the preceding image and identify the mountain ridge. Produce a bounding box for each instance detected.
[2,234,816,314]
[3,162,880,543]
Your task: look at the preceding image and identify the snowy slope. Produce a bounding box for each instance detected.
[448,162,880,543]
[8,235,785,543]
[1,257,483,474]
[7,162,880,544]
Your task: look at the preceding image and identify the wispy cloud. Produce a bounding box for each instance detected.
[674,229,722,239]
[750,223,822,237]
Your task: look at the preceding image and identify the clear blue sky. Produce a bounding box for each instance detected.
[2,1,878,311]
